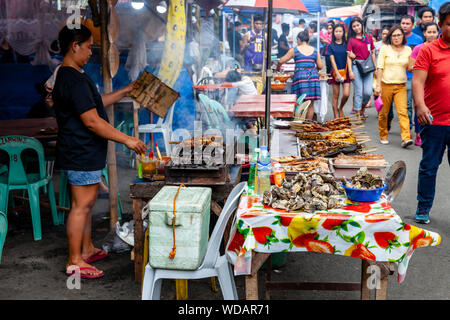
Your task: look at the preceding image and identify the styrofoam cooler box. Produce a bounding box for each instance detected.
[148,186,212,270]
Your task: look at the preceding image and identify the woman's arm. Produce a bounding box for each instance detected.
[347,56,354,80]
[375,68,383,96]
[80,108,147,154]
[276,48,294,71]
[407,56,415,73]
[101,82,136,107]
[371,51,377,79]
[316,51,323,70]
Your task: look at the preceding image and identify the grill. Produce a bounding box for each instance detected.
[165,162,231,185]
[165,135,232,185]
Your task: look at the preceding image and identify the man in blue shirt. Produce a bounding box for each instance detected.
[388,15,423,135]
[412,7,436,41]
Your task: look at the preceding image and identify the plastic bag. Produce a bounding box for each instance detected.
[102,222,132,254]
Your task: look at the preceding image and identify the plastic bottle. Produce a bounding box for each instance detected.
[257,146,272,196]
[248,148,260,191]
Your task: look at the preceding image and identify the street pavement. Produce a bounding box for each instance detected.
[0,89,448,300]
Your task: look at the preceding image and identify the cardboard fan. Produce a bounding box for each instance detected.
[108,5,120,43]
[129,70,180,118]
[108,43,119,78]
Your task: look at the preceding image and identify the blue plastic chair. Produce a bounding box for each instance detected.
[0,211,7,263]
[0,136,60,241]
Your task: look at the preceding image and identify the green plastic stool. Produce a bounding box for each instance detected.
[58,167,123,224]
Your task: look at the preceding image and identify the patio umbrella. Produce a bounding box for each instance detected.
[225,0,308,148]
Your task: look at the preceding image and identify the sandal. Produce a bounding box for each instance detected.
[66,266,104,279]
[83,249,109,264]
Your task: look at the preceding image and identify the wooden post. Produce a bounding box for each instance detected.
[100,0,119,228]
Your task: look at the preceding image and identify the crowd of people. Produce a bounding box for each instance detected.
[227,3,450,225]
[274,7,444,151]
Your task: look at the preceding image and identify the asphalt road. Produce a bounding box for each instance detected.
[0,90,448,300]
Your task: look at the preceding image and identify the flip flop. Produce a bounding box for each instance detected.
[83,249,109,264]
[350,110,356,115]
[66,266,104,279]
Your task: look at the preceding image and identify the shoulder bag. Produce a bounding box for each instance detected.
[353,35,375,75]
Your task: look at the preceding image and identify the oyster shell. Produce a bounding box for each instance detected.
[261,172,345,212]
[345,167,383,189]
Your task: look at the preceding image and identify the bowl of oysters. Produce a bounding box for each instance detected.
[341,167,387,202]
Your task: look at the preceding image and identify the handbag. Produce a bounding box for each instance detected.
[331,68,347,81]
[354,56,375,75]
[353,35,375,75]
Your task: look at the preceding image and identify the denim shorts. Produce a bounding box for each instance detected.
[64,170,102,186]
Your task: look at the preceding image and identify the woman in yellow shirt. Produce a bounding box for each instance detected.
[375,25,414,148]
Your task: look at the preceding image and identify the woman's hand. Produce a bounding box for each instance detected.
[347,50,356,59]
[349,72,355,81]
[123,81,138,96]
[374,85,382,97]
[125,136,147,154]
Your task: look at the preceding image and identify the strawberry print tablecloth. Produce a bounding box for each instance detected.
[226,185,442,283]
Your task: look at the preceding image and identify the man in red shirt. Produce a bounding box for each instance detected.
[412,2,450,224]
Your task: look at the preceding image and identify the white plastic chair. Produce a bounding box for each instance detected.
[141,181,246,300]
[295,100,312,121]
[138,103,175,156]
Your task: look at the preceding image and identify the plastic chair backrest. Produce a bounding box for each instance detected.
[196,76,215,86]
[0,136,45,185]
[201,182,246,269]
[294,94,307,117]
[296,100,311,121]
[208,99,232,125]
[198,94,220,129]
[153,103,175,129]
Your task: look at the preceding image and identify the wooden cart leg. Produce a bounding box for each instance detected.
[245,274,259,300]
[360,259,371,300]
[265,255,272,300]
[375,262,391,300]
[133,199,144,283]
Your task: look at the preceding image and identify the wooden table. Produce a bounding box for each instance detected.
[0,117,58,141]
[230,94,297,119]
[230,103,296,118]
[129,164,242,282]
[235,94,297,104]
[193,83,235,91]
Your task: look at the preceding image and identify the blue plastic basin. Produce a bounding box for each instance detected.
[342,183,387,202]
